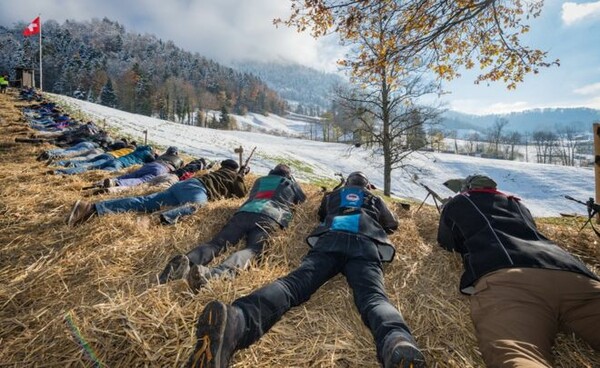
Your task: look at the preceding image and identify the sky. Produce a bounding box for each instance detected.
[52,92,595,217]
[1,0,600,115]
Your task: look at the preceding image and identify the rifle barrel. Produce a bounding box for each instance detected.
[564,195,587,206]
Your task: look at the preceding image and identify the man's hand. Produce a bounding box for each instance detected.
[239,165,251,176]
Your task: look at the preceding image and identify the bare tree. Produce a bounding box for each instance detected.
[466,132,481,154]
[487,118,509,158]
[337,74,442,195]
[504,131,522,160]
[556,124,579,166]
[532,130,557,163]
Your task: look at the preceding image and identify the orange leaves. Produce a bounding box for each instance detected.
[278,0,555,89]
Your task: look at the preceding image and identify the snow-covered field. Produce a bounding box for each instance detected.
[53,94,595,217]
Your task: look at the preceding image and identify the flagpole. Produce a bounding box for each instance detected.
[38,14,43,91]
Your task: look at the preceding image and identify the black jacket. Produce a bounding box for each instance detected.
[237,175,306,227]
[307,185,398,262]
[156,153,183,171]
[438,189,598,294]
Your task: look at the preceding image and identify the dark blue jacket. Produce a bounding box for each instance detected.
[307,185,398,262]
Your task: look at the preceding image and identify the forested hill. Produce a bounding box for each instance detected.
[232,60,346,116]
[0,18,287,120]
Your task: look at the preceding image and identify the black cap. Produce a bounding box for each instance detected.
[220,159,239,170]
[346,171,369,187]
[269,163,291,178]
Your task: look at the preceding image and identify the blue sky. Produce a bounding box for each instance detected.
[1,0,599,115]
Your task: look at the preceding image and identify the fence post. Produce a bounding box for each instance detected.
[594,123,600,222]
[144,129,148,145]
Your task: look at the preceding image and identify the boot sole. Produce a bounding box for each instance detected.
[187,301,227,368]
[388,341,426,368]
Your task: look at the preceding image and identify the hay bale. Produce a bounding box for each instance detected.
[1,92,599,367]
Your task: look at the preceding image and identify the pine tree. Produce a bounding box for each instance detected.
[99,78,118,108]
[219,105,231,130]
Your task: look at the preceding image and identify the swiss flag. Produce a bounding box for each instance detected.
[23,17,40,37]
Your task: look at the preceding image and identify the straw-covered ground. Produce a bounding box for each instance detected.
[1,91,599,368]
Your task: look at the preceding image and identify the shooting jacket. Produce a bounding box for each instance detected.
[237,175,306,227]
[438,189,599,295]
[307,185,398,262]
[196,168,247,200]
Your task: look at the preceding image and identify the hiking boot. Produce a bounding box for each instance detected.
[381,332,426,368]
[36,151,50,161]
[103,178,116,188]
[186,301,245,368]
[66,200,97,227]
[187,264,213,293]
[157,254,191,284]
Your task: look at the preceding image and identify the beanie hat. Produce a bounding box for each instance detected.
[220,159,239,170]
[269,163,291,178]
[166,146,178,155]
[346,171,369,187]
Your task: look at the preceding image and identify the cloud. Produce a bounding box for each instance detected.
[449,99,533,115]
[574,82,600,95]
[561,1,600,26]
[0,0,341,72]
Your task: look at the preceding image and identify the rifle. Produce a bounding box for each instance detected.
[564,195,600,238]
[415,181,449,213]
[239,146,256,175]
[320,172,346,193]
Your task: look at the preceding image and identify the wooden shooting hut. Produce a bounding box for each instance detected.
[14,67,35,88]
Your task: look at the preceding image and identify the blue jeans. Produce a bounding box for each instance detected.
[232,232,414,359]
[51,150,104,167]
[116,162,169,187]
[57,157,123,175]
[95,178,208,215]
[47,141,97,159]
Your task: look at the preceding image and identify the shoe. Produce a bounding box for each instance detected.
[91,188,109,196]
[36,151,50,161]
[186,301,244,368]
[66,200,96,226]
[187,265,212,292]
[158,255,191,284]
[381,332,426,368]
[103,178,116,188]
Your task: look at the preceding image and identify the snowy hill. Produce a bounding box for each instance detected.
[53,94,595,217]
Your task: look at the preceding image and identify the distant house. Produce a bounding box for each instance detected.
[14,68,35,88]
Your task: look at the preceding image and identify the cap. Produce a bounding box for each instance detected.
[269,163,291,178]
[443,174,497,193]
[220,159,239,170]
[166,146,178,155]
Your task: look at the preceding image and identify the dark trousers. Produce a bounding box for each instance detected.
[186,212,280,277]
[232,232,413,360]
